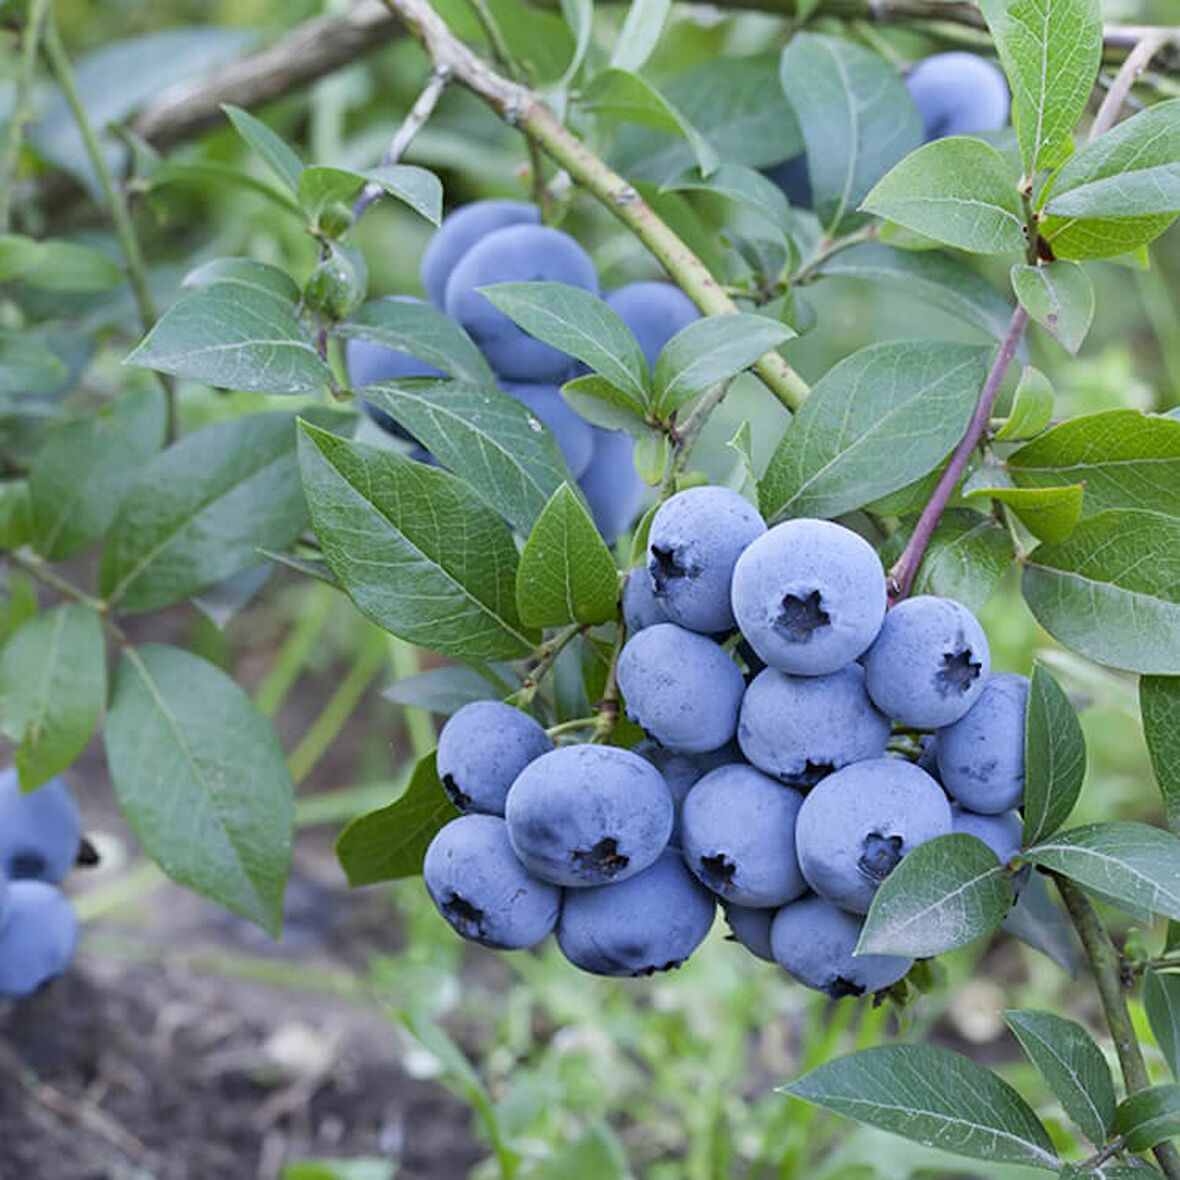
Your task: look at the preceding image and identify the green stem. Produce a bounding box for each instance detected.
[1055,876,1180,1180]
[512,622,585,706]
[286,633,388,784]
[41,19,179,442]
[662,380,731,496]
[791,223,877,285]
[0,0,50,232]
[254,580,336,717]
[8,549,104,612]
[387,636,436,760]
[545,715,598,738]
[591,615,626,743]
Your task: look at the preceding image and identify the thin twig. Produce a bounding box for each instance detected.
[1090,29,1175,140]
[661,380,731,496]
[591,611,627,743]
[7,550,105,613]
[379,0,810,411]
[1055,876,1180,1180]
[353,67,450,220]
[513,622,586,705]
[791,223,878,286]
[0,0,50,232]
[41,20,180,442]
[887,305,1029,603]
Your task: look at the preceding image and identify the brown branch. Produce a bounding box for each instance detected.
[1090,29,1175,140]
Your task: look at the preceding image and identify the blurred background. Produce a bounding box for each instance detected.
[2,0,1179,1176]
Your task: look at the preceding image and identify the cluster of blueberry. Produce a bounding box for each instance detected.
[425,487,1027,997]
[0,768,82,998]
[348,201,699,545]
[768,51,1011,206]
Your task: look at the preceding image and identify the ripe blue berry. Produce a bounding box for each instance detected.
[681,764,807,907]
[557,848,715,976]
[501,380,595,478]
[506,744,673,887]
[723,902,776,962]
[578,428,646,546]
[0,880,79,998]
[937,672,1028,813]
[906,53,1010,142]
[623,567,671,634]
[794,758,952,914]
[424,814,561,949]
[770,894,912,997]
[730,519,887,676]
[605,281,699,369]
[0,770,81,884]
[618,623,745,754]
[646,486,766,635]
[863,595,991,728]
[951,805,1023,866]
[738,664,890,787]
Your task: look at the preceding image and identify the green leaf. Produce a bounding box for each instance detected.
[610,56,801,181]
[126,282,330,394]
[1043,100,1180,221]
[99,412,307,613]
[1023,663,1087,846]
[882,509,1015,614]
[1145,970,1180,1080]
[979,0,1102,175]
[297,423,537,660]
[1001,871,1078,974]
[532,1123,628,1179]
[340,297,496,389]
[516,483,619,627]
[1008,410,1180,519]
[862,137,1027,255]
[0,330,67,395]
[609,0,669,74]
[28,387,167,560]
[1042,210,1176,262]
[362,381,568,534]
[780,33,923,234]
[336,752,459,885]
[296,165,364,216]
[1143,676,1180,834]
[183,257,301,303]
[995,366,1054,441]
[857,833,1014,957]
[104,644,293,934]
[963,482,1084,543]
[0,234,44,281]
[1024,822,1180,921]
[660,163,791,233]
[652,313,795,413]
[0,605,105,791]
[383,665,508,715]
[1005,1010,1116,1147]
[362,164,444,225]
[0,572,37,651]
[633,432,669,485]
[559,0,593,83]
[282,1158,395,1180]
[479,283,650,404]
[222,103,304,193]
[581,68,718,176]
[783,1045,1059,1169]
[818,242,1015,341]
[0,482,30,550]
[1021,509,1180,674]
[1011,262,1094,354]
[560,375,649,434]
[1117,1085,1180,1153]
[150,160,303,216]
[17,239,123,292]
[760,341,989,521]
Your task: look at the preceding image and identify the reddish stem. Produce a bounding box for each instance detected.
[887,305,1030,604]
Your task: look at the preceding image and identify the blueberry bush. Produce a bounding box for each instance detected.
[3,0,1180,1174]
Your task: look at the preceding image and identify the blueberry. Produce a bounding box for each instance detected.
[937,672,1028,814]
[623,566,671,634]
[863,596,991,729]
[765,154,813,208]
[444,224,598,382]
[646,487,767,635]
[951,805,1023,865]
[423,814,561,949]
[633,739,742,845]
[917,734,942,783]
[738,664,891,787]
[730,519,887,676]
[505,744,673,887]
[436,701,553,815]
[723,903,776,962]
[0,880,79,998]
[681,764,807,907]
[618,623,745,754]
[905,53,1010,142]
[500,380,595,478]
[770,894,912,997]
[556,848,715,976]
[579,428,646,546]
[794,758,952,914]
[604,281,699,369]
[420,199,540,308]
[0,769,81,884]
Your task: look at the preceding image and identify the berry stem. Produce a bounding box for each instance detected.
[513,622,586,706]
[378,0,811,412]
[886,304,1029,604]
[1055,874,1180,1180]
[1090,29,1174,141]
[591,612,627,744]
